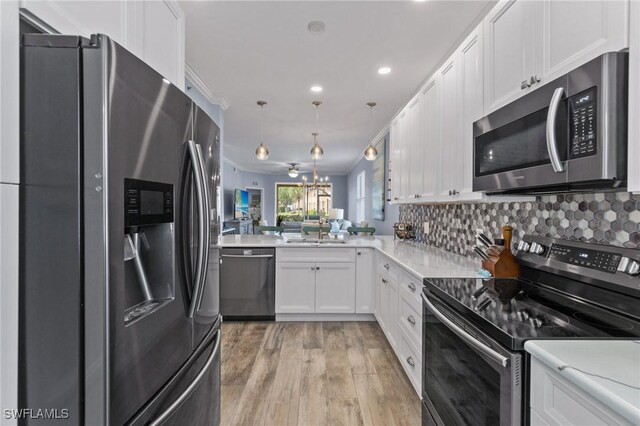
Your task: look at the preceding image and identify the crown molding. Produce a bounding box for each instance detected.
[185,62,230,110]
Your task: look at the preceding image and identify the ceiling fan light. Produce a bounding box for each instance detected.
[364,144,378,161]
[288,168,299,178]
[310,143,324,160]
[255,143,269,160]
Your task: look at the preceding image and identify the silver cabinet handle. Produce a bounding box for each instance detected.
[384,264,390,270]
[357,252,362,255]
[530,74,541,85]
[546,87,566,172]
[381,278,388,284]
[406,356,415,367]
[407,315,416,325]
[316,266,320,270]
[408,282,417,292]
[149,330,221,426]
[521,80,531,90]
[187,140,207,319]
[422,292,509,368]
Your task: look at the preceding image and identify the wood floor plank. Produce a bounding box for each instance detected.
[326,349,358,399]
[221,322,269,386]
[280,322,305,359]
[220,384,244,425]
[353,374,397,426]
[342,322,365,349]
[298,349,329,425]
[264,356,302,426]
[368,348,417,400]
[230,348,281,426]
[347,347,376,375]
[323,322,346,350]
[261,321,287,350]
[328,398,365,426]
[357,322,389,349]
[303,322,324,349]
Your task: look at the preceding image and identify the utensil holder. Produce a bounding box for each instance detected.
[481,226,520,278]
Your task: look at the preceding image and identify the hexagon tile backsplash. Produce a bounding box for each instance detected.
[398,192,640,257]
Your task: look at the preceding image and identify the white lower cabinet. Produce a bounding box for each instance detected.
[375,273,390,332]
[530,358,634,426]
[315,263,355,313]
[275,248,364,315]
[355,249,375,313]
[275,262,316,313]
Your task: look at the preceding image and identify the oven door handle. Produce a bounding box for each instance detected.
[422,293,509,368]
[546,87,566,173]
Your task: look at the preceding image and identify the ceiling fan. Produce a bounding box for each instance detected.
[286,163,311,178]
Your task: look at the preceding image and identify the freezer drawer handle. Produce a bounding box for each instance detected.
[421,292,509,368]
[220,254,274,259]
[149,329,221,426]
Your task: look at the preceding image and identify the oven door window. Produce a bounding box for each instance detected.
[423,297,520,426]
[475,105,567,177]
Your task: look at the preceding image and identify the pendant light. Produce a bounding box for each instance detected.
[255,100,269,160]
[310,101,324,160]
[364,101,378,161]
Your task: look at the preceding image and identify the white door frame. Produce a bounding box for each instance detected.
[244,186,264,223]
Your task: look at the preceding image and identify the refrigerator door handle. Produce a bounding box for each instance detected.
[193,143,211,313]
[148,329,221,426]
[187,140,206,318]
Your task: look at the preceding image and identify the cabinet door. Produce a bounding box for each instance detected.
[375,274,389,331]
[389,119,402,203]
[315,263,356,313]
[275,262,316,313]
[629,0,640,193]
[539,0,628,84]
[420,78,439,199]
[437,55,463,199]
[483,0,536,112]
[407,95,423,200]
[387,278,400,350]
[459,26,485,198]
[398,109,410,203]
[355,249,374,313]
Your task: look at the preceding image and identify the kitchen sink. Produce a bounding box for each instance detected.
[284,238,346,244]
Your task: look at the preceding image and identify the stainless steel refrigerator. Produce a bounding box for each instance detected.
[19,34,221,425]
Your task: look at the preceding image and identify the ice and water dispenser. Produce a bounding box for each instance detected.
[123,178,175,325]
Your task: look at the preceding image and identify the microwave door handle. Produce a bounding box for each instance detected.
[193,143,211,313]
[187,140,206,318]
[421,293,509,368]
[546,87,566,172]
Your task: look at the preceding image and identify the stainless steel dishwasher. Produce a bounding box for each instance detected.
[219,248,275,320]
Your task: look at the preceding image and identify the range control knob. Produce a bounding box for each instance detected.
[529,242,545,255]
[517,309,532,321]
[529,315,544,329]
[517,240,530,252]
[618,257,640,276]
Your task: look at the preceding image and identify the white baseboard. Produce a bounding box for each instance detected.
[276,313,376,322]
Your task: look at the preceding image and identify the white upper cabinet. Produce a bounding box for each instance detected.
[629,0,640,193]
[399,108,411,202]
[539,0,628,85]
[389,119,401,203]
[484,0,629,113]
[437,55,463,199]
[458,26,485,198]
[407,95,423,200]
[19,0,185,87]
[419,78,439,199]
[483,0,536,112]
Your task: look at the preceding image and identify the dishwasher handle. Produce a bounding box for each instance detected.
[220,254,274,259]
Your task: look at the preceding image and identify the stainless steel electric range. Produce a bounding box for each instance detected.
[421,235,640,426]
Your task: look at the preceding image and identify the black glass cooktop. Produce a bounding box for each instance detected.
[424,276,640,350]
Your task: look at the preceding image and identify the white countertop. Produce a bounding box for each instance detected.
[218,234,479,279]
[525,340,640,424]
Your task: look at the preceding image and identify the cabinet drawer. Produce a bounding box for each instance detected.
[399,327,421,396]
[277,248,355,263]
[400,272,424,306]
[399,292,422,346]
[377,256,401,282]
[530,358,634,426]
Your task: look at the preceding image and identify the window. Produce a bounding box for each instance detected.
[356,171,366,225]
[275,183,332,223]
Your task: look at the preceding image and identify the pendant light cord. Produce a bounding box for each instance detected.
[260,103,264,144]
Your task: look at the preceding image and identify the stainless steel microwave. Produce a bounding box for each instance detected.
[473,52,628,194]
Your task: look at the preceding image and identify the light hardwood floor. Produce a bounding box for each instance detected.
[220,321,421,426]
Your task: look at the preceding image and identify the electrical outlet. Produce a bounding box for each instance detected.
[423,222,430,234]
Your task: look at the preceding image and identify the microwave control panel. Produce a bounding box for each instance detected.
[568,88,597,159]
[125,178,174,227]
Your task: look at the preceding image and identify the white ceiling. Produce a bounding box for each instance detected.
[180,1,492,174]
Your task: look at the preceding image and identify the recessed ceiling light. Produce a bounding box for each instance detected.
[378,67,391,75]
[307,21,326,34]
[310,85,323,93]
[414,0,427,2]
